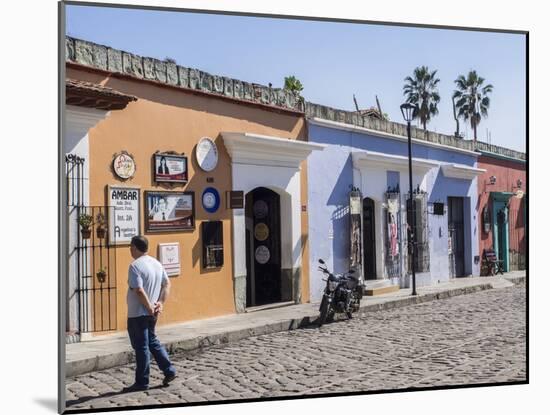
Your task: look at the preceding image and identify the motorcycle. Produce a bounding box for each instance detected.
[317,259,363,326]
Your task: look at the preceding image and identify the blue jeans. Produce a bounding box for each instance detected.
[127,316,176,387]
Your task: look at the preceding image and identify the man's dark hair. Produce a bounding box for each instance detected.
[131,235,148,253]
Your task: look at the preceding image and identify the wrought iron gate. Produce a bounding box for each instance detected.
[66,154,117,333]
[384,190,402,279]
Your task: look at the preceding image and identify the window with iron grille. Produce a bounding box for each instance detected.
[406,192,430,273]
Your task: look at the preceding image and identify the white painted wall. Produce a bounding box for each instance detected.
[64,106,109,333]
[231,163,302,280]
[354,164,431,286]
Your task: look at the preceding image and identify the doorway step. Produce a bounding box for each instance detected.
[245,301,295,313]
[364,280,400,296]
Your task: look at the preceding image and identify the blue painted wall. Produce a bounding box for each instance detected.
[307,122,480,301]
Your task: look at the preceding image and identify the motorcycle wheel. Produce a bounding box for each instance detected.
[319,296,331,327]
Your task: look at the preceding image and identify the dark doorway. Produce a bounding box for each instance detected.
[245,187,282,307]
[363,198,377,279]
[448,197,465,277]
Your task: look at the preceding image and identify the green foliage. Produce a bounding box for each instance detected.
[78,213,93,229]
[284,75,304,94]
[403,66,441,130]
[453,70,493,141]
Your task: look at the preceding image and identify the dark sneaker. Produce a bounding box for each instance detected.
[162,373,177,386]
[121,383,149,393]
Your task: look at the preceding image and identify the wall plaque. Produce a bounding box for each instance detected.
[254,223,269,241]
[227,191,244,209]
[202,187,220,213]
[112,151,136,180]
[196,137,219,172]
[255,245,270,264]
[159,243,180,276]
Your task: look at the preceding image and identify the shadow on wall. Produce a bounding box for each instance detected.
[322,153,352,274]
[331,204,349,274]
[428,170,471,204]
[326,153,353,207]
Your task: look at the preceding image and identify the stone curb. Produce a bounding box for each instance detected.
[66,281,509,378]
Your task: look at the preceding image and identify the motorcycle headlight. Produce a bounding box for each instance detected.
[328,280,339,291]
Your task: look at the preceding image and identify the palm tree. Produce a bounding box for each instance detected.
[403,66,441,130]
[453,70,493,142]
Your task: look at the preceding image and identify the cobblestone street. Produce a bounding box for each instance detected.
[65,285,526,411]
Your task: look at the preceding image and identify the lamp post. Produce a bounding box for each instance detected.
[400,103,418,296]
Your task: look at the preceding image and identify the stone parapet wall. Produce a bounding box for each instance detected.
[66,36,526,161]
[66,36,302,112]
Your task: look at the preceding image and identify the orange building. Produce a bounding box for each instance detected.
[64,37,324,339]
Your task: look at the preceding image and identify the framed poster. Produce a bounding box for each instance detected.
[106,185,140,245]
[145,191,195,232]
[158,242,181,276]
[153,153,188,183]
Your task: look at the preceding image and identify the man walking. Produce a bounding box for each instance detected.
[123,235,177,392]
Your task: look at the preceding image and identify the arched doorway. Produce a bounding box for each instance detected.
[245,187,282,307]
[363,197,377,279]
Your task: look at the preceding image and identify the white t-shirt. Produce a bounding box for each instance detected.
[127,255,168,318]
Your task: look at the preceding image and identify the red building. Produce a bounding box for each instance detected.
[477,151,526,273]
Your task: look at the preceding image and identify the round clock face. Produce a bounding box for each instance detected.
[196,137,219,172]
[113,152,136,179]
[202,187,220,213]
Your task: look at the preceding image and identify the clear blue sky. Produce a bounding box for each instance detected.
[66,4,526,152]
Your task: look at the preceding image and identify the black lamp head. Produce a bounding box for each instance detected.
[400,102,416,123]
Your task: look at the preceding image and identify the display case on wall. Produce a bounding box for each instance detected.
[202,221,223,269]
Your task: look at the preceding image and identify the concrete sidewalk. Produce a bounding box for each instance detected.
[65,272,526,377]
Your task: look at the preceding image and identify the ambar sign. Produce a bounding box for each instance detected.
[107,186,140,245]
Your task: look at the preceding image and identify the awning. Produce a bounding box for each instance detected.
[441,163,486,180]
[66,78,137,111]
[352,150,439,175]
[222,132,325,168]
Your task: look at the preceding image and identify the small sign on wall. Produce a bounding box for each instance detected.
[159,243,180,276]
[227,191,244,209]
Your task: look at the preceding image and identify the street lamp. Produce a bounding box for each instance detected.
[400,103,418,296]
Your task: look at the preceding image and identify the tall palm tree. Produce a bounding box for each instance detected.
[453,70,493,142]
[403,66,441,130]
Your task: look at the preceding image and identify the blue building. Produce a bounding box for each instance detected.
[306,117,485,301]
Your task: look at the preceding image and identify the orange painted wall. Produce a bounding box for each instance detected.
[67,67,308,332]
